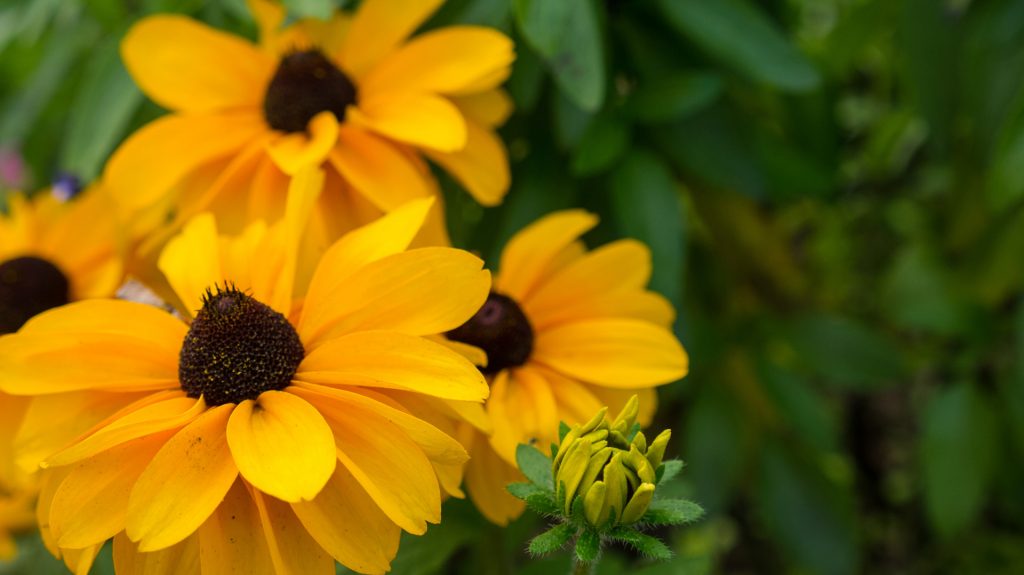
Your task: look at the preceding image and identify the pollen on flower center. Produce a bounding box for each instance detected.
[0,256,70,334]
[447,291,534,374]
[263,49,358,133]
[179,285,304,406]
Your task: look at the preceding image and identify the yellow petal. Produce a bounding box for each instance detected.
[0,300,184,395]
[299,198,434,330]
[113,531,201,575]
[327,398,441,534]
[62,545,102,575]
[122,15,272,112]
[533,319,688,388]
[245,166,324,315]
[291,383,468,474]
[350,93,466,152]
[362,27,514,95]
[266,112,339,175]
[296,330,488,402]
[299,247,489,346]
[452,89,513,128]
[531,290,676,331]
[523,239,652,315]
[195,480,274,575]
[51,433,170,549]
[338,0,444,78]
[248,0,286,49]
[226,391,336,503]
[39,186,123,300]
[291,464,400,574]
[424,120,509,206]
[45,396,204,467]
[463,433,526,526]
[126,404,238,551]
[495,210,598,300]
[328,125,432,211]
[251,488,334,575]
[104,110,265,213]
[540,368,606,427]
[158,214,222,317]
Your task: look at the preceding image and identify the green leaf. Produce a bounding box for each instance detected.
[574,528,601,563]
[609,151,687,331]
[559,421,571,442]
[282,0,333,20]
[508,482,560,515]
[921,383,998,538]
[642,498,704,526]
[571,115,630,176]
[757,443,859,575]
[880,243,967,335]
[657,0,819,92]
[684,386,745,514]
[606,528,672,560]
[528,522,576,556]
[514,0,605,111]
[507,481,544,500]
[0,20,96,144]
[784,313,905,389]
[388,520,477,575]
[516,443,553,488]
[59,36,142,181]
[757,360,839,453]
[655,460,683,485]
[624,71,722,124]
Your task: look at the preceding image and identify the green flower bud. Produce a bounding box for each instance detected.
[550,395,670,529]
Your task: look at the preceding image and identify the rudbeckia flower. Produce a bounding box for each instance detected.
[0,187,123,335]
[445,210,689,525]
[105,0,514,264]
[0,171,492,574]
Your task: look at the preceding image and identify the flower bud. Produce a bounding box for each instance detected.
[550,395,668,529]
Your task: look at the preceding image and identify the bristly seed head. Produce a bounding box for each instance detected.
[263,49,358,133]
[179,284,304,406]
[0,256,70,334]
[447,291,534,374]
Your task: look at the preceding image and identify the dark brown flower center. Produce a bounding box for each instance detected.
[0,256,70,334]
[179,285,304,406]
[447,292,534,374]
[263,49,358,133]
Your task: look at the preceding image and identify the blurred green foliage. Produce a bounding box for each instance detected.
[3,0,1024,573]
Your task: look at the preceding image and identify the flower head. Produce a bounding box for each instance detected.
[105,0,515,265]
[446,210,688,524]
[0,171,492,574]
[0,187,123,334]
[509,396,703,567]
[552,396,668,528]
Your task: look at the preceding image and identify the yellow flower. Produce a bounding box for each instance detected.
[0,171,492,574]
[446,210,688,525]
[0,187,123,334]
[0,489,35,561]
[105,0,514,261]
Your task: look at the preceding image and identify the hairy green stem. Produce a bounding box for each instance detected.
[571,559,595,575]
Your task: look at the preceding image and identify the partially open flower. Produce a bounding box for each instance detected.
[509,395,703,568]
[552,396,668,529]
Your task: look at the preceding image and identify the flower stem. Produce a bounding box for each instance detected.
[571,560,595,575]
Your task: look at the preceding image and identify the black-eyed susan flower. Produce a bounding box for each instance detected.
[105,0,514,262]
[0,187,123,334]
[445,210,689,525]
[0,170,492,574]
